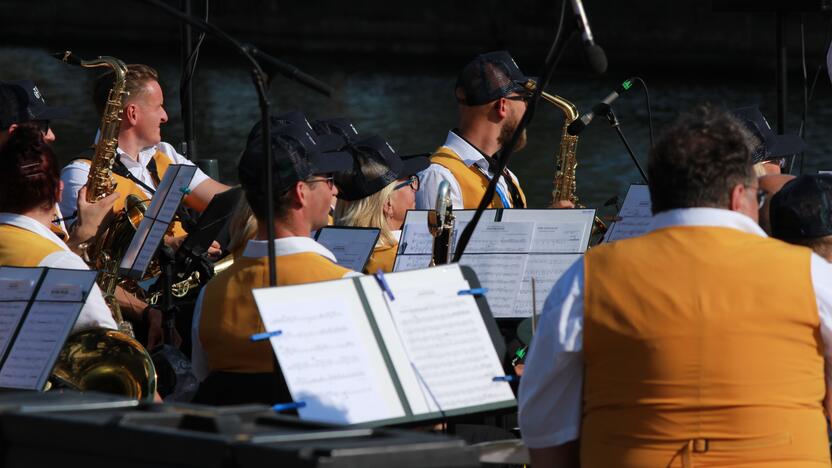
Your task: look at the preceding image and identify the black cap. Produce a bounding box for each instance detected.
[239,121,353,196]
[732,106,807,164]
[335,135,430,201]
[770,174,832,240]
[0,80,70,128]
[455,51,531,106]
[313,118,360,143]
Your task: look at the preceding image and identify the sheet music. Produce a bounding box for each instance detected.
[316,227,379,271]
[463,222,534,254]
[511,254,582,318]
[0,303,28,362]
[605,184,652,242]
[120,165,197,277]
[34,269,96,303]
[0,301,82,390]
[458,254,528,313]
[393,254,431,272]
[529,223,584,253]
[398,212,433,255]
[360,265,513,415]
[253,282,405,425]
[0,267,42,301]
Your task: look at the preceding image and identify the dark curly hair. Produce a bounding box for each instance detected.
[0,124,60,213]
[648,105,756,214]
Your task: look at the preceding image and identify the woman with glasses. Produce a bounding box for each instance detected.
[334,135,429,273]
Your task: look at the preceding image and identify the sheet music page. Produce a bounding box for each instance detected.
[606,184,652,242]
[34,269,96,303]
[0,267,42,301]
[458,254,528,314]
[252,281,405,425]
[316,227,379,271]
[0,298,82,390]
[399,211,433,255]
[360,265,513,414]
[510,254,582,318]
[463,222,534,254]
[499,209,595,253]
[392,254,431,272]
[0,302,27,362]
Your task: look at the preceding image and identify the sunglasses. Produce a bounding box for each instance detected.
[305,176,335,189]
[393,175,420,192]
[504,93,531,103]
[33,120,50,135]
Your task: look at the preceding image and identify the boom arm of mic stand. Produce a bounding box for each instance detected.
[136,0,278,286]
[242,44,333,97]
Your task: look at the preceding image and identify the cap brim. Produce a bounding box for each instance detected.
[32,105,71,121]
[309,150,353,175]
[399,153,430,178]
[766,134,807,159]
[315,133,347,152]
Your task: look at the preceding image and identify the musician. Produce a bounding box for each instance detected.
[416,50,529,210]
[59,63,231,240]
[314,117,362,225]
[519,106,832,467]
[0,124,116,331]
[190,120,356,405]
[732,106,806,176]
[0,79,119,257]
[770,174,832,262]
[334,135,429,273]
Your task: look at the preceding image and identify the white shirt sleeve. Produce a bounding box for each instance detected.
[190,288,209,382]
[40,250,118,332]
[59,160,92,227]
[415,164,464,210]
[157,142,209,191]
[810,254,832,405]
[518,257,585,449]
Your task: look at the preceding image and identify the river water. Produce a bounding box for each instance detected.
[2,45,831,210]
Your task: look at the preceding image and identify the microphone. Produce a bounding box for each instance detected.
[570,0,607,75]
[566,78,634,136]
[51,51,84,66]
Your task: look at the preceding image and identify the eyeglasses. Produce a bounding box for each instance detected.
[393,175,420,192]
[757,188,767,208]
[504,93,531,103]
[305,176,335,189]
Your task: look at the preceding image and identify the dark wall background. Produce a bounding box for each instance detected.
[1,0,830,74]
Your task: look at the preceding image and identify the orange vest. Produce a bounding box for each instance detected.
[430,147,527,209]
[582,226,829,467]
[0,224,64,266]
[199,250,352,374]
[77,151,187,237]
[364,241,398,274]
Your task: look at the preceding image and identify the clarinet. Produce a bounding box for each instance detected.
[428,181,455,266]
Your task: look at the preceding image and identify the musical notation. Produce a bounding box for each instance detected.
[512,254,581,318]
[458,255,528,313]
[605,184,652,242]
[315,227,379,271]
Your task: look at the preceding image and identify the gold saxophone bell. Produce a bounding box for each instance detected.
[51,328,157,402]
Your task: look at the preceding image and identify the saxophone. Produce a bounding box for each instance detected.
[49,52,157,401]
[524,81,606,233]
[523,81,580,206]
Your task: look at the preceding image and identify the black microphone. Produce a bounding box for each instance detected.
[566,78,634,136]
[570,0,607,75]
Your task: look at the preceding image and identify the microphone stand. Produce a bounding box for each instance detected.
[604,106,648,183]
[136,0,333,286]
[453,25,580,262]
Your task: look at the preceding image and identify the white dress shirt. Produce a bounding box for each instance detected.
[0,213,117,332]
[59,141,209,222]
[190,236,361,382]
[518,208,832,449]
[416,131,522,210]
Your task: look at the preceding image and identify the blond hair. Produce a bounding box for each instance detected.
[334,183,398,248]
[227,195,258,256]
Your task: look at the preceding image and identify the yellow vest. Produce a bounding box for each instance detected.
[430,147,527,209]
[364,241,398,274]
[0,224,63,266]
[77,150,187,237]
[199,251,352,374]
[582,226,829,467]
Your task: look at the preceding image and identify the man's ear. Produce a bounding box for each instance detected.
[494,98,509,119]
[293,181,307,208]
[123,103,139,125]
[729,183,746,212]
[7,123,18,134]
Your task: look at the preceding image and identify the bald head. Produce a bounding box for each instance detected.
[758,174,795,234]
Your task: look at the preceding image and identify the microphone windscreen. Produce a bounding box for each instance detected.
[586,44,608,75]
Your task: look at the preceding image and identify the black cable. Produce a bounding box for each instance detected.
[629,76,654,149]
[453,0,573,262]
[799,14,808,174]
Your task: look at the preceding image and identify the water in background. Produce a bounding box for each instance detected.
[2,46,831,209]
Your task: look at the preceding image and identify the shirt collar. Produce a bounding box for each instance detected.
[442,130,491,173]
[0,212,70,251]
[117,145,159,169]
[650,208,767,237]
[242,236,339,262]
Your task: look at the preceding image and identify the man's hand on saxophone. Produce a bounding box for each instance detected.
[65,185,119,256]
